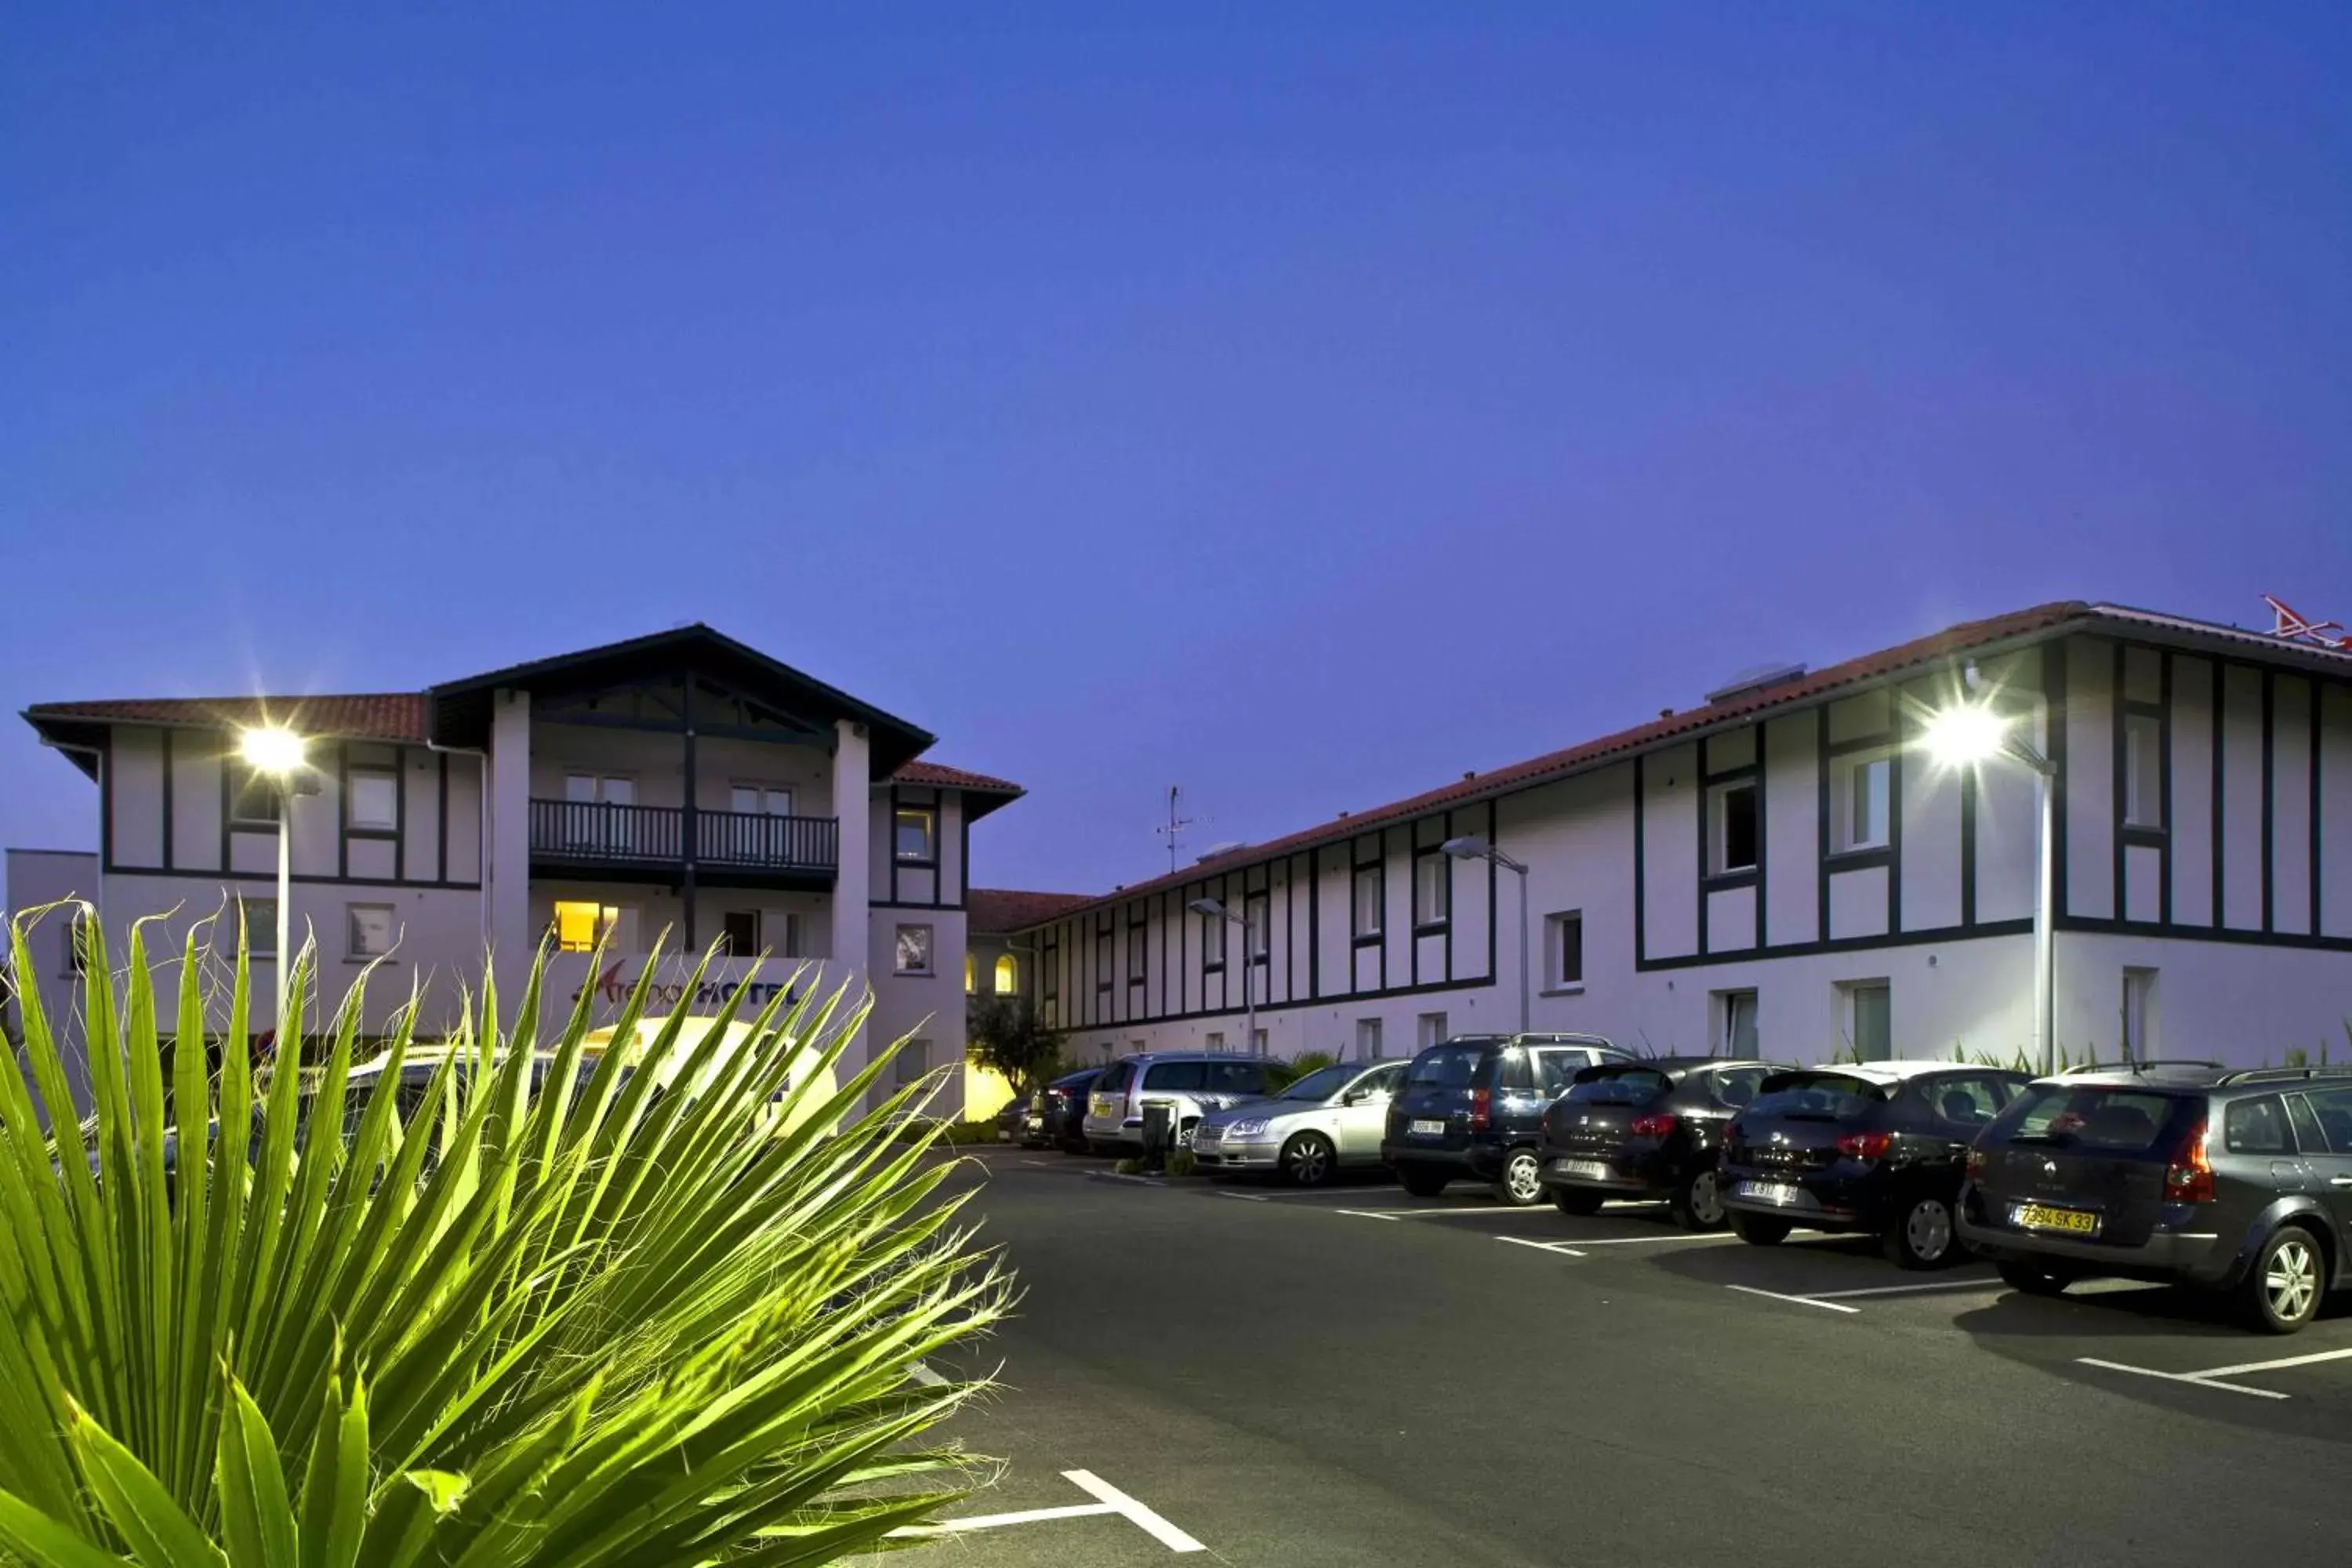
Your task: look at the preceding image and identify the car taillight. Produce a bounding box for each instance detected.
[1631,1112,1679,1138]
[1722,1119,1743,1153]
[1468,1088,1492,1131]
[1965,1145,1986,1181]
[1837,1130,1894,1163]
[2165,1116,2215,1203]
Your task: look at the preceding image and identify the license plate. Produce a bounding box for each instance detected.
[1736,1180,1800,1206]
[2013,1202,2100,1237]
[1195,1127,1221,1145]
[1410,1119,1448,1136]
[1553,1159,1610,1181]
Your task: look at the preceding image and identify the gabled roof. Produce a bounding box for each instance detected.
[426,622,938,775]
[24,695,430,777]
[895,760,1025,822]
[967,887,1096,934]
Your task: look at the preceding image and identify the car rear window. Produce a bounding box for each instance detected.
[1707,1068,1769,1109]
[1097,1061,1135,1094]
[1142,1061,1208,1092]
[1995,1085,2190,1152]
[1747,1073,1887,1122]
[1565,1067,1671,1105]
[1406,1044,1490,1088]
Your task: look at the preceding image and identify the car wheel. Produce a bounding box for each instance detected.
[1552,1187,1603,1217]
[1399,1166,1450,1198]
[1998,1261,2074,1297]
[1730,1212,1791,1246]
[1884,1194,1959,1270]
[1280,1132,1338,1189]
[1494,1148,1545,1207]
[2245,1225,2326,1334]
[1670,1166,1729,1231]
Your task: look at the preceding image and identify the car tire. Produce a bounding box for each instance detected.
[1669,1166,1729,1231]
[1552,1188,1603,1217]
[2243,1224,2327,1335]
[1494,1148,1545,1207]
[1998,1261,2074,1297]
[1399,1166,1450,1198]
[1730,1212,1791,1247]
[1884,1193,1960,1270]
[1280,1132,1338,1189]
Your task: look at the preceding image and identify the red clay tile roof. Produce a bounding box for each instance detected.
[1011,600,2099,927]
[24,694,429,742]
[968,887,1098,933]
[894,760,1022,795]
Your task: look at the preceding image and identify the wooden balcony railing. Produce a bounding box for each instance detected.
[528,799,838,876]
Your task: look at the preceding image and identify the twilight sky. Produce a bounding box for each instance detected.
[5,4,2348,896]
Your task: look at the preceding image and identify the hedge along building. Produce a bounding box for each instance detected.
[1012,601,2352,1071]
[9,623,1023,1112]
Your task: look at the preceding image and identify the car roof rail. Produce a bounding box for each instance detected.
[2055,1058,2225,1077]
[2217,1064,2352,1087]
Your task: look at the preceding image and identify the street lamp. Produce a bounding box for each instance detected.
[1187,898,1258,1056]
[1443,835,1530,1034]
[238,726,307,1040]
[1918,699,2058,1073]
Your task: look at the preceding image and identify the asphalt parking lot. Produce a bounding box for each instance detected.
[877,1145,2352,1567]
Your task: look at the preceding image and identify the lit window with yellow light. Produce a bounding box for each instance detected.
[554,901,620,953]
[993,954,1017,995]
[964,953,977,994]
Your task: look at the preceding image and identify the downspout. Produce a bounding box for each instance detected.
[424,738,492,954]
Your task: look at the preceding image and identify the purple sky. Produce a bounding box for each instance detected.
[6,5,2348,897]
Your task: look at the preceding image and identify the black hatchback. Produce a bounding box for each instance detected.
[1036,1067,1102,1153]
[1382,1033,1629,1204]
[1719,1062,2030,1268]
[1539,1057,1789,1229]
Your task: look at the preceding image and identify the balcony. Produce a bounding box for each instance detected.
[528,799,839,887]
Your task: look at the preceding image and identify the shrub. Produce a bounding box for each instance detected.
[1289,1051,1338,1076]
[1166,1149,1199,1178]
[1114,1156,1145,1175]
[0,907,1007,1566]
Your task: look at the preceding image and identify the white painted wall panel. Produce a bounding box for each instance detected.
[1763,713,1819,946]
[2324,684,2352,939]
[2169,657,2215,927]
[2221,663,2266,931]
[1896,679,1962,934]
[1828,866,1888,941]
[2123,845,2163,924]
[171,741,222,873]
[445,757,484,884]
[1642,745,1699,960]
[1707,884,1756,953]
[109,728,165,868]
[2063,637,2114,920]
[2273,676,2314,935]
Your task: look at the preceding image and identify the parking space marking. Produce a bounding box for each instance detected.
[1094,1172,1169,1187]
[893,1470,1206,1552]
[2184,1345,2352,1380]
[1724,1284,1862,1315]
[2074,1358,2291,1401]
[1805,1276,2000,1301]
[1554,1232,1748,1247]
[1497,1235,1587,1258]
[909,1360,949,1387]
[1333,1208,1404,1222]
[1217,1191,1272,1202]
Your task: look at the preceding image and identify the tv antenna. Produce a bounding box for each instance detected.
[1154,786,1205,875]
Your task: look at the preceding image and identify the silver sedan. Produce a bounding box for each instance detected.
[1191,1060,1406,1186]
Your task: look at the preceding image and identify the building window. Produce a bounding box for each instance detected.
[1204,1031,1225,1048]
[1128,922,1148,981]
[1413,855,1450,928]
[895,924,935,975]
[1043,996,1060,1027]
[1715,989,1759,1056]
[2122,967,2156,1061]
[552,900,623,953]
[995,953,1018,995]
[1356,1018,1384,1060]
[1838,981,1891,1061]
[894,808,936,863]
[895,1038,932,1088]
[1546,911,1584,989]
[1352,865,1383,938]
[1252,1028,1268,1054]
[347,767,397,832]
[564,774,637,851]
[1202,909,1226,967]
[1246,896,1270,960]
[720,910,761,958]
[230,766,281,826]
[1417,1011,1449,1051]
[731,784,794,817]
[346,903,396,960]
[2123,713,2163,829]
[1710,782,1759,875]
[964,952,978,993]
[1833,753,1890,853]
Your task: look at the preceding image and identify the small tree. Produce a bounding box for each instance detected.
[967,993,1064,1101]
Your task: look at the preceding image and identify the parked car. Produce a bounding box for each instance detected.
[1540,1056,1789,1228]
[1958,1063,2352,1334]
[993,1096,1031,1145]
[1193,1059,1407,1186]
[1082,1053,1278,1154]
[1039,1067,1103,1153]
[1719,1061,2029,1267]
[1382,1033,1631,1204]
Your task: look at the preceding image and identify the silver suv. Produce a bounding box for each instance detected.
[1083,1053,1279,1154]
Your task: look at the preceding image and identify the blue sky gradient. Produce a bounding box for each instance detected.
[5,5,2347,892]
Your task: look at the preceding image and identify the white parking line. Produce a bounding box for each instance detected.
[1332,1209,1404,1222]
[1497,1235,1588,1258]
[1094,1172,1167,1187]
[1724,1284,1862,1315]
[2074,1358,2290,1401]
[1805,1276,2001,1301]
[1557,1232,1748,1247]
[894,1470,1206,1552]
[1218,1191,1272,1202]
[1065,1469,1208,1553]
[2187,1345,2352,1380]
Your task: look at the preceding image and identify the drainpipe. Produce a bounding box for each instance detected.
[425,739,492,955]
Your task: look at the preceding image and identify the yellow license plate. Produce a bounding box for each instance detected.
[2014,1203,2099,1236]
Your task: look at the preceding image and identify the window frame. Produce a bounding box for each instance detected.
[1544,909,1584,991]
[229,764,282,828]
[1709,779,1760,876]
[1715,989,1759,1056]
[1831,751,1892,855]
[1127,920,1148,982]
[729,782,796,818]
[993,953,1018,996]
[1842,979,1892,1062]
[1352,863,1384,942]
[345,902,397,961]
[2122,712,2164,829]
[893,923,935,975]
[346,765,399,834]
[893,806,938,865]
[551,900,622,954]
[1411,851,1450,931]
[720,909,761,958]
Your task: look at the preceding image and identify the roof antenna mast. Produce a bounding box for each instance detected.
[1155,786,1203,875]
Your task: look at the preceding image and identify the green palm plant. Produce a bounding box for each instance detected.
[0,904,1007,1566]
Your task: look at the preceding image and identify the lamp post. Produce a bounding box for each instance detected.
[238,726,308,1041]
[1918,699,2058,1073]
[1443,835,1530,1035]
[1187,898,1257,1056]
